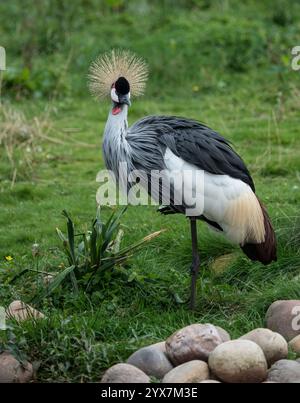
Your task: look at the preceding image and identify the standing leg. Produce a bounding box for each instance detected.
[189,217,200,310]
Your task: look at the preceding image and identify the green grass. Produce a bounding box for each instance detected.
[1,0,300,382]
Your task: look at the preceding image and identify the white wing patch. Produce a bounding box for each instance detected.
[163,148,265,245]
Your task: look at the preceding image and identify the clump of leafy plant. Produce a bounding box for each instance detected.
[3,62,71,99]
[34,207,162,302]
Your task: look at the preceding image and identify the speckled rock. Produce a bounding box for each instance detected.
[166,324,223,365]
[240,328,288,367]
[0,352,33,383]
[162,360,209,383]
[208,340,268,383]
[6,300,45,322]
[266,300,300,341]
[267,360,300,383]
[127,341,173,379]
[289,335,300,355]
[101,363,150,383]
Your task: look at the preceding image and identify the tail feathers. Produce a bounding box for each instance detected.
[241,200,277,265]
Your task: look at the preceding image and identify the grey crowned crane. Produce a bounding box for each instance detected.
[89,50,277,309]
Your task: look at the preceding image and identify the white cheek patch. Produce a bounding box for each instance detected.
[111,87,119,103]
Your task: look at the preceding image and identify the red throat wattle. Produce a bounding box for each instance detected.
[112,106,122,115]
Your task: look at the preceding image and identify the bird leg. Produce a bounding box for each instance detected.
[189,217,200,310]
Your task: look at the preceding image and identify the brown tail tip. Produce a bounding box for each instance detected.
[241,200,277,265]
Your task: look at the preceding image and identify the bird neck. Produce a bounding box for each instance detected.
[104,104,128,141]
[103,104,132,175]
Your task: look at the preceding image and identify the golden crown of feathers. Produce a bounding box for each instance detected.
[88,49,148,100]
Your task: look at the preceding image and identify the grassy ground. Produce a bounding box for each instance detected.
[1,0,300,382]
[1,86,300,381]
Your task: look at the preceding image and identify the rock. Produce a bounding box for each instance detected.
[166,324,223,365]
[289,335,300,355]
[162,360,209,383]
[215,326,231,342]
[266,300,300,341]
[0,352,33,383]
[101,363,150,383]
[127,341,173,379]
[267,360,300,383]
[199,380,221,383]
[6,300,45,322]
[240,328,288,367]
[208,340,267,383]
[210,253,238,275]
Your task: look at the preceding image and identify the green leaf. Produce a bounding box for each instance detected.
[32,265,76,304]
[112,229,124,253]
[102,207,126,252]
[114,230,164,257]
[56,227,73,266]
[70,271,78,293]
[90,224,98,267]
[56,228,68,244]
[62,210,77,266]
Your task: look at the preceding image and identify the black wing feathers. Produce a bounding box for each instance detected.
[135,116,255,192]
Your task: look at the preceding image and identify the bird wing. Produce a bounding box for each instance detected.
[131,115,255,192]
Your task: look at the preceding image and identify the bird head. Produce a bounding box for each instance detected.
[110,76,131,115]
[88,49,148,115]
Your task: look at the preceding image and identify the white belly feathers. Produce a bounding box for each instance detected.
[163,148,265,245]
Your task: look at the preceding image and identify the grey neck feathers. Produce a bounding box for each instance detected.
[102,106,167,198]
[102,105,133,187]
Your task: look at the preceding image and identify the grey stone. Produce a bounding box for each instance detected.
[6,300,45,322]
[289,335,300,355]
[208,340,268,383]
[215,326,231,342]
[267,360,300,383]
[266,300,300,341]
[101,363,150,383]
[127,341,173,379]
[0,352,33,383]
[166,324,223,365]
[162,360,209,383]
[240,328,288,367]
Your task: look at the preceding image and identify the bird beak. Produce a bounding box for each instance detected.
[118,94,131,106]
